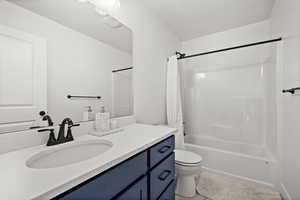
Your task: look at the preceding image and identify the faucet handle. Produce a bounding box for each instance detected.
[65,124,79,142]
[69,123,80,128]
[39,111,46,116]
[38,128,54,132]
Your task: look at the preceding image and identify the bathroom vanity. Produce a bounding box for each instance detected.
[0,124,176,200]
[54,135,175,200]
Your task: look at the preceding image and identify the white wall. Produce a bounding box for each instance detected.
[271,0,300,199]
[114,0,181,125]
[0,0,132,123]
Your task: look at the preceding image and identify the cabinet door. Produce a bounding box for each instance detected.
[115,176,148,200]
[158,181,175,200]
[0,25,46,133]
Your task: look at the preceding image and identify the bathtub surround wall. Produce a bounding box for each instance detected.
[271,0,300,199]
[182,43,276,153]
[0,0,132,123]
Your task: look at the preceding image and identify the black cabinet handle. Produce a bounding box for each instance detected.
[158,170,172,181]
[158,145,171,153]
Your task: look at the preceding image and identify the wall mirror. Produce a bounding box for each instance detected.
[0,0,133,134]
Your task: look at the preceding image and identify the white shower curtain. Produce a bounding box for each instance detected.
[167,55,185,149]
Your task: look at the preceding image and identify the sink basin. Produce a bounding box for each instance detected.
[26,140,113,169]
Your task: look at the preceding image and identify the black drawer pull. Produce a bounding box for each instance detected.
[158,145,171,153]
[158,170,172,181]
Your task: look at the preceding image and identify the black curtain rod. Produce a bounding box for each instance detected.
[112,67,133,73]
[177,37,282,60]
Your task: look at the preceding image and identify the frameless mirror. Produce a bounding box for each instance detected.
[0,0,133,133]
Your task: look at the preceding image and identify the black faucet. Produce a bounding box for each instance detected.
[57,118,80,144]
[39,111,54,126]
[38,118,80,146]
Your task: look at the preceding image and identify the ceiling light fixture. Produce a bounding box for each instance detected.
[77,0,122,28]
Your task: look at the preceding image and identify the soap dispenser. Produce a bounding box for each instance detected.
[88,106,94,120]
[83,106,93,121]
[95,106,110,132]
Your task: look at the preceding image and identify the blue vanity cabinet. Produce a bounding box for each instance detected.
[52,135,175,200]
[114,176,148,200]
[53,151,148,200]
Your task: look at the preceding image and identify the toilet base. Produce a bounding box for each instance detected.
[174,149,202,198]
[175,174,197,197]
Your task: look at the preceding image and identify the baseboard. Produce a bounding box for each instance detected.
[202,166,275,189]
[279,183,292,200]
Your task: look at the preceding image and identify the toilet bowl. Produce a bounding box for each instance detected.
[175,149,202,197]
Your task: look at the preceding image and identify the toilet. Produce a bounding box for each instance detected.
[175,149,202,197]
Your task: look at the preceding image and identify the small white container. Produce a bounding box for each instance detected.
[94,106,110,132]
[100,112,110,131]
[83,106,92,121]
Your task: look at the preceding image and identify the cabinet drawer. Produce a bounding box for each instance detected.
[150,136,174,168]
[53,151,148,200]
[114,176,148,200]
[150,153,175,200]
[158,181,175,200]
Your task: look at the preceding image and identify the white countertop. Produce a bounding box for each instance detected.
[0,124,176,200]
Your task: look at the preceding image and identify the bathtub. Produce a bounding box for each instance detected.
[185,135,278,188]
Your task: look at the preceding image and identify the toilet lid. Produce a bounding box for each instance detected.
[175,149,202,165]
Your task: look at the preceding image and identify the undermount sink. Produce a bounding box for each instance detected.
[26,140,113,169]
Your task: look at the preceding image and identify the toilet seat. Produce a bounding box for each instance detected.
[175,149,202,166]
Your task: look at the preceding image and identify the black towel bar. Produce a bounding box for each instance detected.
[282,87,300,94]
[67,95,101,99]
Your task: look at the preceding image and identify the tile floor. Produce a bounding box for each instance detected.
[176,172,281,200]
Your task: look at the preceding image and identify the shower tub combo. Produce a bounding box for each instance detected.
[179,41,281,189]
